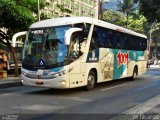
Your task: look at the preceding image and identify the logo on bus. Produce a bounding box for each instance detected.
[40,59,44,66]
[117,52,128,68]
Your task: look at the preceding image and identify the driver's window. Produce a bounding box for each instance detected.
[70,32,86,62]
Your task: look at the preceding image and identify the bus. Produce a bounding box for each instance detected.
[20,17,147,90]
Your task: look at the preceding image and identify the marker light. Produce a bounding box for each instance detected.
[61,81,66,85]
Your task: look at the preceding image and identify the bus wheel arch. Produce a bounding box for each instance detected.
[131,65,138,80]
[85,68,97,90]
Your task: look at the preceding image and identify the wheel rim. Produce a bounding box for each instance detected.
[134,72,137,78]
[133,70,137,79]
[87,74,95,88]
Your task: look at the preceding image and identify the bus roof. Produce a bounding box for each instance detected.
[30,17,147,39]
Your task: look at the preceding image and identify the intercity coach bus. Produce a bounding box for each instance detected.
[20,17,147,90]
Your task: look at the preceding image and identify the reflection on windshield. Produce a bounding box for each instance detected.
[22,26,71,69]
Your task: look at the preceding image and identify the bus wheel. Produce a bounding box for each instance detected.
[85,70,96,90]
[131,67,138,80]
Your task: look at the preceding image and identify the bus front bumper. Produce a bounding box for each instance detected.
[21,74,69,89]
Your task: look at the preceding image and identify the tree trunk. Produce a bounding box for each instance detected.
[0,30,19,77]
[8,43,19,77]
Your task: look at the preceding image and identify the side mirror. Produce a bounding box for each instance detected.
[64,28,82,45]
[12,31,27,47]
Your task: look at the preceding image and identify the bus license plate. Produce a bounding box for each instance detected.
[35,80,43,85]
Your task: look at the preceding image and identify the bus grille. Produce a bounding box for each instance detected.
[24,74,55,79]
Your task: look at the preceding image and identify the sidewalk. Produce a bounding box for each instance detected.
[0,75,22,89]
[148,64,160,70]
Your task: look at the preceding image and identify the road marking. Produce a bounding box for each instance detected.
[153,76,160,79]
[13,104,66,112]
[140,74,152,77]
[59,97,91,102]
[100,84,127,92]
[124,94,160,114]
[110,95,160,120]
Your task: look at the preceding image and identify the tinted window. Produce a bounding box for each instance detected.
[90,25,147,51]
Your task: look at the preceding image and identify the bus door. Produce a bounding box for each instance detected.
[69,31,87,88]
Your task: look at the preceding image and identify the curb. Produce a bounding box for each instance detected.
[0,79,22,89]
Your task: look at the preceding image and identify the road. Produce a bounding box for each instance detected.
[0,69,160,120]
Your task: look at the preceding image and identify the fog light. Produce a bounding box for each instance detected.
[61,81,66,85]
[21,80,24,83]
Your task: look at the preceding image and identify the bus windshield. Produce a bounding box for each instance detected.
[22,25,71,69]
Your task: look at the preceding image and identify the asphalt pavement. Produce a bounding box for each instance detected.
[0,64,159,89]
[0,67,159,119]
[0,75,22,89]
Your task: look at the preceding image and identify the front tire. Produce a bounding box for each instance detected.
[85,70,96,90]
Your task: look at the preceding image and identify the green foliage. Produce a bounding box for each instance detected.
[0,0,46,38]
[125,15,147,33]
[44,3,72,18]
[103,10,124,25]
[16,0,45,13]
[140,0,160,22]
[0,0,46,76]
[117,0,139,27]
[57,4,72,15]
[117,0,139,15]
[103,10,147,34]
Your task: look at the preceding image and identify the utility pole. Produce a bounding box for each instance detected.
[38,0,40,21]
[149,21,157,59]
[98,0,109,20]
[98,0,103,20]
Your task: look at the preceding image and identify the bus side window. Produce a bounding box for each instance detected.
[137,37,141,51]
[109,30,114,48]
[126,34,131,50]
[133,36,139,50]
[129,36,134,50]
[70,32,81,61]
[119,33,124,49]
[142,38,147,51]
[140,38,144,51]
[105,30,112,48]
[134,37,138,50]
[70,32,87,62]
[90,28,99,51]
[115,32,121,49]
[97,27,108,48]
[123,34,127,50]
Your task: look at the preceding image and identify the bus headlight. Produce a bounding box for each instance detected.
[22,71,27,76]
[52,70,66,77]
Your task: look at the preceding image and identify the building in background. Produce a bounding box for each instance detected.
[42,0,99,19]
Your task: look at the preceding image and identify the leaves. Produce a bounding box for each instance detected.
[103,10,147,34]
[117,0,139,15]
[0,0,46,38]
[140,0,160,22]
[103,10,125,25]
[57,4,72,14]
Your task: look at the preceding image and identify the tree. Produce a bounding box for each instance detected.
[140,0,160,22]
[57,4,72,17]
[117,0,139,27]
[103,10,147,34]
[103,10,125,25]
[0,0,45,76]
[44,3,72,18]
[124,14,147,33]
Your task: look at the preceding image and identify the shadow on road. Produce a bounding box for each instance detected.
[24,77,143,96]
